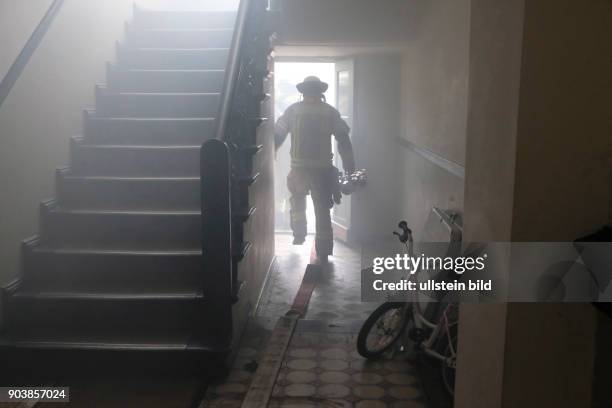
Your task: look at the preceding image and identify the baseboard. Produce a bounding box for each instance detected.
[253,256,278,316]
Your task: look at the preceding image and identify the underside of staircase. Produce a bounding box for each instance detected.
[0,5,273,377]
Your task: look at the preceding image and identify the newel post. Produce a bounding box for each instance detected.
[201,139,233,341]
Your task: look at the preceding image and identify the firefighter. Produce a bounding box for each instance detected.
[274,76,356,261]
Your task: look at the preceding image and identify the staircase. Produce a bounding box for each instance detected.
[0,1,274,376]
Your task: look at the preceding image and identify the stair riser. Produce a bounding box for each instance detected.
[58,177,200,211]
[41,209,201,249]
[84,115,216,146]
[71,145,201,177]
[134,10,236,30]
[23,251,202,293]
[116,47,229,70]
[7,298,202,330]
[107,68,225,93]
[95,90,220,118]
[126,28,233,49]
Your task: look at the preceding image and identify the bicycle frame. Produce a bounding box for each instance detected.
[412,304,456,366]
[399,209,461,366]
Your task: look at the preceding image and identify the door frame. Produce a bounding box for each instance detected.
[331,58,356,243]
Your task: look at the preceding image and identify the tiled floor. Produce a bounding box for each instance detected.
[269,331,425,407]
[200,234,429,407]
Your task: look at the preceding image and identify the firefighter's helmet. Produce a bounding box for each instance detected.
[296,76,328,95]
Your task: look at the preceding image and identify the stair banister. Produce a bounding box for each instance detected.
[200,0,256,344]
[214,0,253,142]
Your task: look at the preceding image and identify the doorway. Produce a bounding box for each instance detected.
[273,59,356,238]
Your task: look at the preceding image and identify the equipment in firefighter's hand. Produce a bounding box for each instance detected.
[331,167,367,205]
[340,169,367,194]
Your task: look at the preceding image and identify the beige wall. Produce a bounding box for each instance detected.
[455,0,525,401]
[512,0,612,241]
[397,0,469,240]
[400,0,469,166]
[0,0,53,81]
[502,1,611,406]
[350,54,402,241]
[277,0,414,47]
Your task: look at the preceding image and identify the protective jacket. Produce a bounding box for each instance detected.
[275,100,355,173]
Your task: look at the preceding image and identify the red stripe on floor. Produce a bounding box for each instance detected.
[288,263,321,318]
[309,240,318,264]
[241,251,323,407]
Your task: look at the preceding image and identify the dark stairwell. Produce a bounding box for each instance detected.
[0,1,275,379]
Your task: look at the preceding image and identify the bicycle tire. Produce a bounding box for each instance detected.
[357,302,411,359]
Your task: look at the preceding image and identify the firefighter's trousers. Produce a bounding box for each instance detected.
[287,167,334,256]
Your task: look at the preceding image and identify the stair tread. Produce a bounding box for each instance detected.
[138,28,234,32]
[132,47,230,51]
[87,116,215,122]
[99,90,220,96]
[113,68,224,73]
[62,175,200,181]
[134,9,237,14]
[87,114,215,120]
[116,43,230,70]
[14,289,203,300]
[32,245,201,256]
[50,208,200,215]
[77,144,201,149]
[1,328,221,351]
[39,237,202,250]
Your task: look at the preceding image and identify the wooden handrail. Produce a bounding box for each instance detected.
[214,0,254,141]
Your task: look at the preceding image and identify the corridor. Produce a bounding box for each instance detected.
[200,235,428,407]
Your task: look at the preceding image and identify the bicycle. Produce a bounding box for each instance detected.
[357,220,459,395]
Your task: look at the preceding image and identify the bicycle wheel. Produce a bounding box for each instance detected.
[357,302,411,359]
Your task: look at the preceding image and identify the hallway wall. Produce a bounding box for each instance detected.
[350,55,402,241]
[397,0,470,239]
[457,0,612,406]
[511,0,612,241]
[277,0,413,47]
